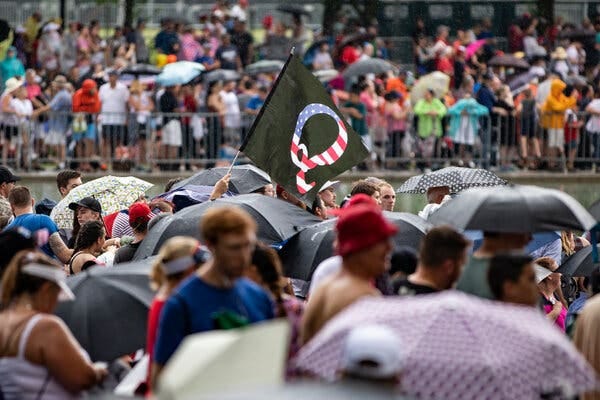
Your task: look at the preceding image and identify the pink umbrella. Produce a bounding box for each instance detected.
[465,39,487,59]
[294,292,598,399]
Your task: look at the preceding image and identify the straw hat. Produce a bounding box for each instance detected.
[3,77,23,96]
[552,47,567,60]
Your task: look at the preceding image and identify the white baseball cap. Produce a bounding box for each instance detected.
[340,324,403,380]
[319,180,340,193]
[534,263,553,284]
[22,263,75,301]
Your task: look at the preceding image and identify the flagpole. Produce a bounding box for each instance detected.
[227,47,297,176]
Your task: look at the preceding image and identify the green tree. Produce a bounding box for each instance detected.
[96,0,137,27]
[322,0,380,36]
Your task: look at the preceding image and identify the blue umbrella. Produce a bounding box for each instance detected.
[156,61,205,86]
[464,230,561,254]
[156,184,235,211]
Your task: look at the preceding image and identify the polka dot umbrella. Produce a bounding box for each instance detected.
[294,292,598,400]
[396,167,507,194]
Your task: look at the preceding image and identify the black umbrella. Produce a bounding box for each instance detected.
[280,212,431,281]
[203,69,241,83]
[0,20,9,42]
[134,194,321,260]
[508,71,537,91]
[428,185,597,233]
[488,54,530,69]
[337,32,375,51]
[277,4,312,17]
[589,199,600,221]
[397,167,507,194]
[557,246,599,277]
[121,63,162,76]
[342,58,398,79]
[54,259,155,362]
[173,164,271,194]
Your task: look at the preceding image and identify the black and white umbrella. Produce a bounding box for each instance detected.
[428,185,597,233]
[397,167,507,194]
[173,164,271,194]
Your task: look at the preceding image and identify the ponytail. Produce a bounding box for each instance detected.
[251,244,287,318]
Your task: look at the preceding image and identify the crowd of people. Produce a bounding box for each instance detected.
[0,163,597,397]
[0,4,600,172]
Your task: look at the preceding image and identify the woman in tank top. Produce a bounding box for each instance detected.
[0,251,107,399]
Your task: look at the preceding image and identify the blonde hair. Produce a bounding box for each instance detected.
[150,236,199,290]
[561,231,575,257]
[1,250,62,308]
[129,79,142,95]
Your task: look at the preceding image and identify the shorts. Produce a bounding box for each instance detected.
[162,119,182,147]
[3,125,19,140]
[548,128,564,149]
[72,123,97,142]
[102,124,128,150]
[45,130,66,146]
[520,117,537,139]
[565,139,578,150]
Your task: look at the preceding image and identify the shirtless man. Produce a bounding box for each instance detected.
[301,204,397,344]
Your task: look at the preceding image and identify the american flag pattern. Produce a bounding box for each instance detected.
[290,103,348,194]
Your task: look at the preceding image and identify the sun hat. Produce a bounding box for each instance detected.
[3,77,23,96]
[534,263,553,284]
[22,262,75,301]
[336,205,397,257]
[340,324,404,380]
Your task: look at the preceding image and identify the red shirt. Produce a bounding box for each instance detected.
[146,297,166,390]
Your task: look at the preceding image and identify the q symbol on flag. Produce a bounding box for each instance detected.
[290,103,348,194]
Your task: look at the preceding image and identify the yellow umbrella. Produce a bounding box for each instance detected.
[410,71,451,105]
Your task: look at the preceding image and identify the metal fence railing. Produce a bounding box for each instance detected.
[4,109,600,173]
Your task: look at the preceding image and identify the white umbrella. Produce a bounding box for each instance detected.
[157,320,290,400]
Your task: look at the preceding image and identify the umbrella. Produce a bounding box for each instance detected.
[590,199,600,221]
[157,320,289,400]
[203,69,241,83]
[565,75,587,87]
[121,63,162,76]
[0,20,10,42]
[174,165,271,194]
[276,4,312,17]
[464,230,560,254]
[158,185,235,211]
[50,176,153,230]
[294,293,598,399]
[313,69,339,83]
[337,33,375,51]
[245,60,285,75]
[342,58,398,79]
[397,167,507,194]
[557,245,599,277]
[166,380,411,400]
[279,212,431,281]
[465,39,487,58]
[134,194,321,260]
[156,61,205,86]
[508,71,537,91]
[410,71,450,104]
[488,54,530,69]
[428,184,597,233]
[559,28,596,40]
[54,259,155,362]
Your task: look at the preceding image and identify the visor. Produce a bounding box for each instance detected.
[22,263,75,301]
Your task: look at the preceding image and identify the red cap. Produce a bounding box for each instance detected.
[129,202,152,227]
[81,79,97,90]
[345,193,378,209]
[336,205,398,257]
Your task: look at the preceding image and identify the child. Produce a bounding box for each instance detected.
[564,108,582,172]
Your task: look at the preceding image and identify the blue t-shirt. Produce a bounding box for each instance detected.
[246,95,265,111]
[154,275,274,365]
[5,213,59,257]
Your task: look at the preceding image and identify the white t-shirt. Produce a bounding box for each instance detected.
[99,82,130,125]
[220,90,240,128]
[11,98,33,124]
[586,99,600,133]
[308,256,342,296]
